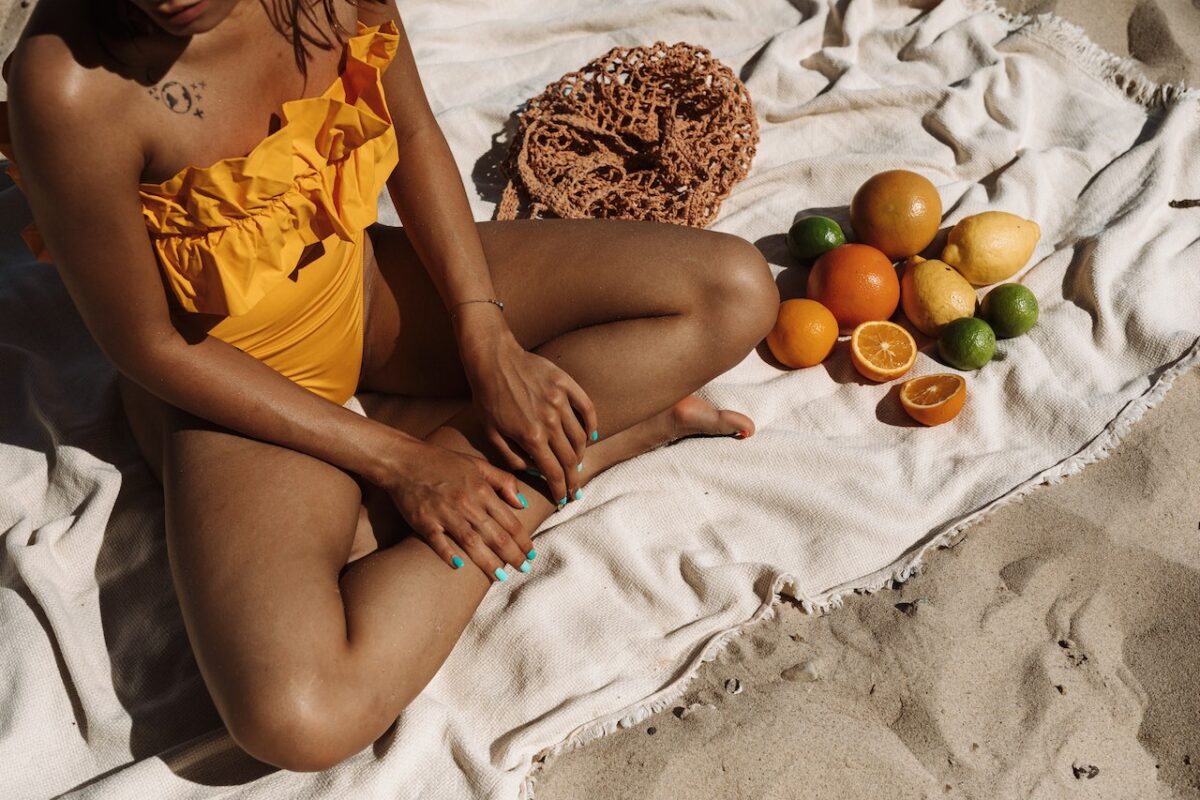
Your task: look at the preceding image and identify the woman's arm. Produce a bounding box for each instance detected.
[356,5,598,505]
[4,47,401,486]
[4,36,528,573]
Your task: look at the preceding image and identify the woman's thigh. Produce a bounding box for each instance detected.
[154,400,365,720]
[118,373,461,563]
[359,217,761,396]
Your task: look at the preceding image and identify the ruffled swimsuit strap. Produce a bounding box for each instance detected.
[0,21,401,319]
[137,20,400,315]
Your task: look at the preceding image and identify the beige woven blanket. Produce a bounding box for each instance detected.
[1,1,1197,798]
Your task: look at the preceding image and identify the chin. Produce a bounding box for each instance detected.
[143,0,239,35]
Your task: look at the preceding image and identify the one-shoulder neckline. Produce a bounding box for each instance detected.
[137,19,390,192]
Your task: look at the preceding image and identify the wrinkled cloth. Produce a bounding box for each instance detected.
[1,1,1198,799]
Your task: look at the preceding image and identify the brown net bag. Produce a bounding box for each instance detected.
[496,41,759,228]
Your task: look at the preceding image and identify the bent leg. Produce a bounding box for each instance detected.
[122,220,777,772]
[362,218,778,432]
[359,217,778,509]
[156,393,704,771]
[159,406,496,772]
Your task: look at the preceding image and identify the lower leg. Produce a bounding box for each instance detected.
[347,391,754,562]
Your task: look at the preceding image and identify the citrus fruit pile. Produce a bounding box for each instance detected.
[768,169,1043,426]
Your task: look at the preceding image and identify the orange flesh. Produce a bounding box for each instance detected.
[900,373,967,426]
[854,323,915,370]
[902,374,963,407]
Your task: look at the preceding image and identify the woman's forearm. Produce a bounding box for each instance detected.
[385,125,515,359]
[122,332,419,486]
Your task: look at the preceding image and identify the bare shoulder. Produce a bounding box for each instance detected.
[5,0,144,173]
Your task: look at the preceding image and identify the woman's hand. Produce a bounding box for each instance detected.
[462,332,598,507]
[381,438,534,580]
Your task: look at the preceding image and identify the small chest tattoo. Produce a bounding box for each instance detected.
[147,80,207,120]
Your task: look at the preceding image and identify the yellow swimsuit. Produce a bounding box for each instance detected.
[0,21,400,405]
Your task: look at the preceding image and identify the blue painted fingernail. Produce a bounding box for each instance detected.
[519,561,531,573]
[527,549,537,560]
[558,496,568,507]
[576,462,583,472]
[524,468,542,478]
[495,567,508,582]
[452,556,464,569]
[591,430,599,441]
[574,488,583,501]
[517,492,528,509]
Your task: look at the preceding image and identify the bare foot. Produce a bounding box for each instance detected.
[668,394,755,443]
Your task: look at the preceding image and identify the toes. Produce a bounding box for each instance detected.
[668,396,756,440]
[717,410,755,438]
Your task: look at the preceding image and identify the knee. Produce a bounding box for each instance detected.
[700,233,779,346]
[223,680,385,773]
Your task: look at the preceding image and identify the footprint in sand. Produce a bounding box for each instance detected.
[1128,0,1190,80]
[999,554,1047,595]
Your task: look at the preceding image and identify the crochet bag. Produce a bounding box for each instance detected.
[496,41,759,228]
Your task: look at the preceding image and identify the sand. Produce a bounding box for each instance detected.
[533,373,1200,800]
[2,1,1197,798]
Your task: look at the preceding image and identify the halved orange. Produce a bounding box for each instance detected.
[900,374,967,426]
[849,320,916,382]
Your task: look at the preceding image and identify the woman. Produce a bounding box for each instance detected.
[1,0,778,772]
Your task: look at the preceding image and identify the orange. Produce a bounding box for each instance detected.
[849,320,917,382]
[899,373,967,426]
[807,244,900,333]
[766,299,839,368]
[849,170,943,259]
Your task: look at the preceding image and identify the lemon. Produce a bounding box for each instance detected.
[980,283,1039,338]
[787,216,846,261]
[899,256,977,337]
[941,211,1041,286]
[938,317,996,371]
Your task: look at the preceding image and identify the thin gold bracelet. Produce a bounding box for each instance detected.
[451,298,505,316]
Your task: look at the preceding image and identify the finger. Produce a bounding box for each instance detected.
[547,424,582,501]
[488,495,536,566]
[471,512,529,575]
[478,460,527,511]
[447,519,511,583]
[426,528,467,571]
[487,427,530,472]
[561,375,599,446]
[483,491,532,556]
[555,391,588,467]
[530,438,568,508]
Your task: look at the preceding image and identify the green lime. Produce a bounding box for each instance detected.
[980,283,1039,338]
[938,317,996,371]
[786,215,846,261]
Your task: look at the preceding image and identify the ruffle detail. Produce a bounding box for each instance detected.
[139,20,399,315]
[0,20,400,316]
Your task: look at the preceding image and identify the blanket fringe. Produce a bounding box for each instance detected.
[963,0,1194,108]
[522,336,1200,798]
[519,1,1200,794]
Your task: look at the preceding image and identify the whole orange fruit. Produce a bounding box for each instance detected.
[766,299,839,368]
[850,170,943,259]
[806,243,900,333]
